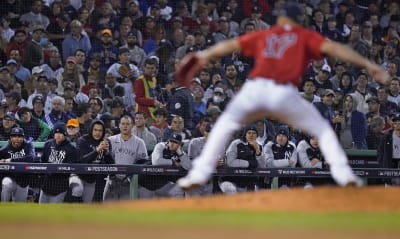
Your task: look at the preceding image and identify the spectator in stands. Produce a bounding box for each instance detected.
[56,56,85,95]
[5,91,21,115]
[122,30,146,68]
[61,20,91,61]
[352,72,375,114]
[300,78,321,103]
[46,13,71,52]
[8,49,31,82]
[6,29,28,60]
[314,89,340,128]
[39,123,78,203]
[382,41,400,74]
[132,111,157,149]
[107,47,140,112]
[313,63,333,96]
[264,126,297,168]
[378,114,400,185]
[134,58,163,120]
[41,50,63,82]
[19,0,50,30]
[0,112,18,141]
[17,107,51,142]
[220,124,265,194]
[66,118,80,144]
[89,28,118,73]
[388,78,400,106]
[75,103,91,135]
[0,66,14,94]
[376,87,398,117]
[176,34,195,59]
[167,79,195,130]
[254,119,276,146]
[144,133,188,198]
[88,97,104,119]
[44,96,69,128]
[150,107,169,142]
[323,16,343,43]
[104,115,149,201]
[329,61,347,90]
[0,127,36,202]
[31,95,45,120]
[240,5,270,31]
[76,119,114,203]
[366,116,385,150]
[206,87,229,112]
[338,94,368,149]
[23,25,45,70]
[338,71,354,96]
[162,115,191,144]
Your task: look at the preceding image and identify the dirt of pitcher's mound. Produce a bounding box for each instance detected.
[110,186,400,212]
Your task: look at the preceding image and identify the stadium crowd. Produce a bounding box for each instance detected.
[0,0,399,202]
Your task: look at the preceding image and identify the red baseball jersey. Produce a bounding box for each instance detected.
[238,24,326,86]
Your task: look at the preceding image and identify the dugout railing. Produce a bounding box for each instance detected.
[0,162,399,201]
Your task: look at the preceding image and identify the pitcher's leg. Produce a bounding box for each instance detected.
[272,94,361,186]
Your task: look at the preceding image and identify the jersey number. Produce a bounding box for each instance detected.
[263,33,297,59]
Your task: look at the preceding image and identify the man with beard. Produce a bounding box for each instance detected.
[121,30,146,68]
[6,29,28,60]
[76,119,114,203]
[89,29,118,73]
[23,24,45,70]
[0,127,36,202]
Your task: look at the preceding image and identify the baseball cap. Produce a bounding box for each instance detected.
[32,25,45,33]
[277,126,289,137]
[111,99,124,108]
[192,77,201,85]
[32,95,44,105]
[10,127,24,136]
[218,16,228,23]
[214,87,224,94]
[392,113,400,122]
[0,66,9,73]
[366,96,379,104]
[32,66,44,75]
[53,122,67,135]
[323,89,335,97]
[222,5,233,13]
[4,112,15,121]
[283,1,304,23]
[169,133,182,144]
[321,64,331,73]
[386,40,398,48]
[66,56,77,64]
[66,118,79,128]
[151,3,160,10]
[119,47,130,55]
[252,5,262,13]
[244,124,258,135]
[90,53,102,61]
[6,59,17,65]
[172,16,183,23]
[14,28,26,35]
[101,28,112,37]
[128,0,139,5]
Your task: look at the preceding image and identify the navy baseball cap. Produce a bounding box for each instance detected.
[53,122,67,135]
[4,112,15,121]
[277,126,289,137]
[10,127,24,136]
[169,133,182,144]
[283,1,304,23]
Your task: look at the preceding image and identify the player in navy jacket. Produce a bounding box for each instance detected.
[0,127,36,202]
[39,123,78,203]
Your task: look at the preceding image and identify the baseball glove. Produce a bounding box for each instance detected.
[175,53,204,87]
[118,64,131,78]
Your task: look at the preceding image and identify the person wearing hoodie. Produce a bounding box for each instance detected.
[39,123,78,203]
[76,119,114,203]
[0,127,36,202]
[219,124,266,194]
[337,93,368,149]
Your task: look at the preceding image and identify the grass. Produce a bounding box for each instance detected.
[1,203,399,232]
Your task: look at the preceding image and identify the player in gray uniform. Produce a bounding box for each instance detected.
[103,115,149,201]
[140,133,189,198]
